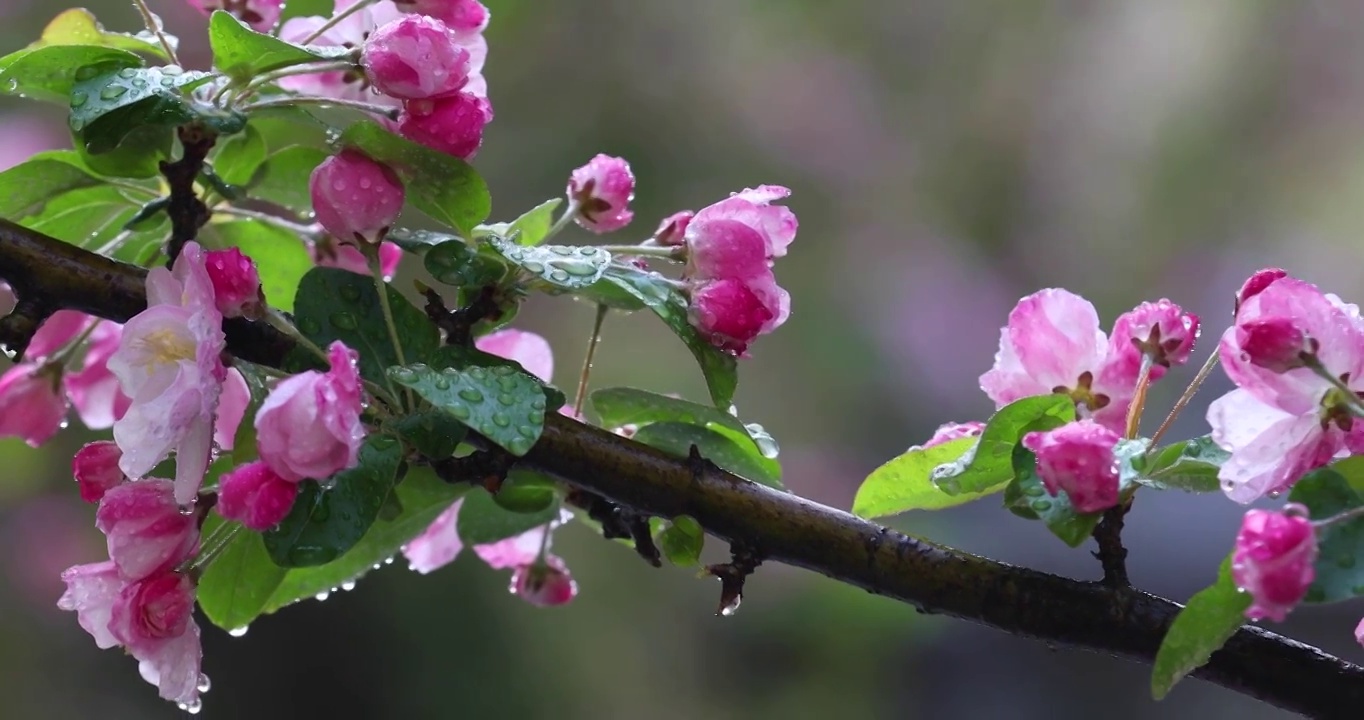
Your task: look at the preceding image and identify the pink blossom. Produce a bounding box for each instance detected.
[186,0,282,32]
[652,211,693,246]
[108,242,226,506]
[686,219,771,281]
[310,150,406,245]
[472,523,549,569]
[1208,276,1364,502]
[919,421,985,450]
[393,0,489,37]
[216,460,300,530]
[204,248,264,320]
[1236,317,1308,373]
[401,498,465,573]
[567,154,635,233]
[475,329,554,382]
[1355,617,1364,648]
[65,321,132,430]
[1021,420,1122,513]
[58,561,125,649]
[95,479,198,582]
[214,368,250,452]
[686,185,797,260]
[1232,504,1317,622]
[1103,299,1199,383]
[397,92,493,160]
[109,570,203,707]
[0,363,67,446]
[276,11,400,109]
[255,341,366,482]
[73,441,126,503]
[979,289,1137,434]
[362,15,471,100]
[510,556,578,607]
[25,309,90,360]
[312,239,403,280]
[0,281,13,317]
[1236,268,1288,314]
[688,276,790,356]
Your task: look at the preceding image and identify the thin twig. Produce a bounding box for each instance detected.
[130,0,180,67]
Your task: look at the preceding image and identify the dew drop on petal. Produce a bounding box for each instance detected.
[196,674,212,693]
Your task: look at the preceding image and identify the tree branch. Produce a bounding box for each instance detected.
[3,217,1363,715]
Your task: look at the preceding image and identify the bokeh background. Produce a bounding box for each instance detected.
[3,1,1363,718]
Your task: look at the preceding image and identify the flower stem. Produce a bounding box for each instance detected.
[51,319,102,369]
[1314,505,1364,529]
[1304,356,1364,418]
[186,522,243,574]
[232,59,360,107]
[369,249,412,411]
[301,0,377,44]
[594,245,687,260]
[572,304,609,417]
[1124,355,1154,440]
[217,206,324,239]
[265,308,327,361]
[131,0,180,67]
[541,200,580,245]
[242,95,399,120]
[1147,350,1221,451]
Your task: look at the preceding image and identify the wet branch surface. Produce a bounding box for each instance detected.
[3,218,1363,716]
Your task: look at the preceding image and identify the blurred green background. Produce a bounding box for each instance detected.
[3,1,1364,718]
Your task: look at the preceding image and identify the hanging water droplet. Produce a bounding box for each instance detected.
[228,626,249,637]
[719,596,741,616]
[315,590,331,601]
[196,674,212,693]
[178,698,203,714]
[341,580,357,591]
[384,556,395,565]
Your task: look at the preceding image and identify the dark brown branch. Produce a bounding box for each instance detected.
[161,124,218,265]
[2,217,1363,716]
[1093,501,1131,587]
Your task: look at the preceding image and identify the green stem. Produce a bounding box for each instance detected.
[92,230,134,258]
[541,200,580,245]
[242,95,399,119]
[50,319,102,369]
[217,206,324,239]
[232,59,360,107]
[369,248,412,410]
[131,0,180,67]
[265,308,328,362]
[573,304,609,417]
[301,0,377,44]
[1315,505,1364,529]
[594,244,687,260]
[1305,356,1364,417]
[185,522,243,574]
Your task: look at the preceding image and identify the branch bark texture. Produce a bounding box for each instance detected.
[2,218,1362,716]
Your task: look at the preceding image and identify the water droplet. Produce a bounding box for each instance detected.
[1031,499,1053,512]
[228,626,249,637]
[434,377,452,390]
[491,412,511,427]
[458,387,484,403]
[288,545,333,565]
[100,85,129,100]
[522,261,545,274]
[390,367,417,382]
[341,580,357,591]
[526,411,542,424]
[1267,490,1282,500]
[549,269,571,283]
[530,398,546,411]
[196,674,212,693]
[359,177,372,189]
[70,92,87,107]
[578,247,599,256]
[506,438,532,455]
[518,425,539,439]
[131,77,148,88]
[338,284,362,302]
[74,66,99,81]
[178,698,203,714]
[497,392,516,406]
[118,68,138,79]
[332,179,347,192]
[297,318,322,334]
[1023,485,1046,497]
[315,590,331,601]
[330,312,358,330]
[719,596,741,616]
[4,78,18,92]
[163,65,183,76]
[467,367,487,380]
[384,556,395,565]
[448,403,470,420]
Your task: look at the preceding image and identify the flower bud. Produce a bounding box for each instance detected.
[256,341,366,482]
[95,479,199,582]
[567,154,635,233]
[216,461,300,531]
[1021,420,1121,514]
[73,441,126,503]
[1105,299,1199,383]
[397,92,493,160]
[392,0,489,37]
[362,16,471,100]
[686,219,771,281]
[309,150,406,245]
[688,279,775,356]
[1236,317,1308,373]
[1236,268,1289,315]
[204,248,264,320]
[652,211,692,246]
[511,556,578,607]
[0,363,67,447]
[1232,504,1316,622]
[109,571,195,646]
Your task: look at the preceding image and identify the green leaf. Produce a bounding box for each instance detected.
[30,8,172,60]
[391,411,468,459]
[456,481,558,545]
[250,145,329,216]
[426,345,569,412]
[590,386,778,469]
[932,394,1075,495]
[387,227,462,253]
[197,519,287,632]
[0,158,105,217]
[70,65,243,155]
[209,10,353,81]
[853,437,1003,516]
[278,0,336,27]
[484,236,610,290]
[1288,467,1364,603]
[18,185,154,257]
[387,363,546,456]
[489,471,558,514]
[1139,436,1228,493]
[263,435,404,567]
[657,515,705,567]
[213,123,267,187]
[291,267,439,394]
[474,199,563,246]
[0,46,143,105]
[422,238,509,287]
[1150,557,1251,700]
[595,266,738,408]
[75,122,173,179]
[339,121,491,235]
[208,220,312,313]
[632,421,783,489]
[1007,445,1102,547]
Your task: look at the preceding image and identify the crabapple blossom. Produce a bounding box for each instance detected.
[312,239,404,280]
[475,328,554,382]
[24,309,89,359]
[64,321,132,430]
[567,154,635,233]
[73,441,125,504]
[393,0,489,36]
[95,479,198,582]
[687,185,797,259]
[213,368,250,452]
[511,556,578,607]
[0,363,67,446]
[186,0,282,32]
[920,421,986,450]
[1232,504,1317,622]
[255,341,366,482]
[1236,317,1308,373]
[204,248,263,320]
[309,150,406,245]
[688,278,787,355]
[397,92,493,160]
[1021,420,1122,514]
[216,461,299,530]
[1236,267,1288,313]
[362,15,472,100]
[1103,299,1199,383]
[652,211,692,246]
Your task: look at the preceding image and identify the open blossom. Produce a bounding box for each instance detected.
[511,556,578,607]
[312,239,404,280]
[256,341,366,482]
[216,461,299,530]
[1232,505,1317,622]
[108,242,226,506]
[95,479,198,582]
[310,150,406,245]
[204,248,264,320]
[1236,267,1288,314]
[393,0,489,36]
[362,15,471,100]
[1208,275,1364,502]
[1021,420,1122,513]
[568,155,635,233]
[73,441,125,504]
[213,368,250,452]
[65,321,132,430]
[397,92,493,160]
[0,363,67,446]
[919,421,985,450]
[475,328,553,382]
[1103,299,1199,383]
[186,0,282,32]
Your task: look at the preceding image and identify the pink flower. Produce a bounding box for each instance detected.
[312,239,404,280]
[397,92,494,160]
[255,341,366,482]
[393,0,489,37]
[567,154,635,233]
[73,441,126,503]
[652,211,692,246]
[276,6,405,109]
[1232,504,1317,622]
[204,248,264,320]
[24,309,90,360]
[1355,617,1364,648]
[979,289,1138,434]
[57,561,125,649]
[310,150,406,245]
[65,321,133,430]
[0,281,13,317]
[1236,268,1288,314]
[1021,420,1122,513]
[475,329,553,382]
[111,571,204,707]
[216,461,300,530]
[213,368,250,452]
[510,556,577,607]
[1236,317,1308,373]
[686,185,798,260]
[362,15,471,100]
[186,0,282,32]
[95,479,198,582]
[401,498,464,573]
[1208,276,1364,502]
[108,242,226,506]
[686,218,772,281]
[919,421,985,450]
[1103,299,1199,383]
[0,363,67,446]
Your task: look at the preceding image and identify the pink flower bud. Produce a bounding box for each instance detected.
[397,92,493,160]
[1236,317,1308,373]
[687,274,789,356]
[1232,504,1317,622]
[186,0,282,32]
[393,0,489,36]
[309,150,406,245]
[0,281,14,317]
[204,248,264,320]
[652,211,692,246]
[0,363,67,447]
[567,154,635,233]
[920,421,985,450]
[73,441,126,503]
[109,571,195,646]
[216,461,300,531]
[95,479,199,582]
[511,556,577,607]
[256,341,366,482]
[1021,420,1122,514]
[1106,299,1200,383]
[362,16,471,100]
[686,219,772,281]
[1236,268,1289,315]
[686,185,797,260]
